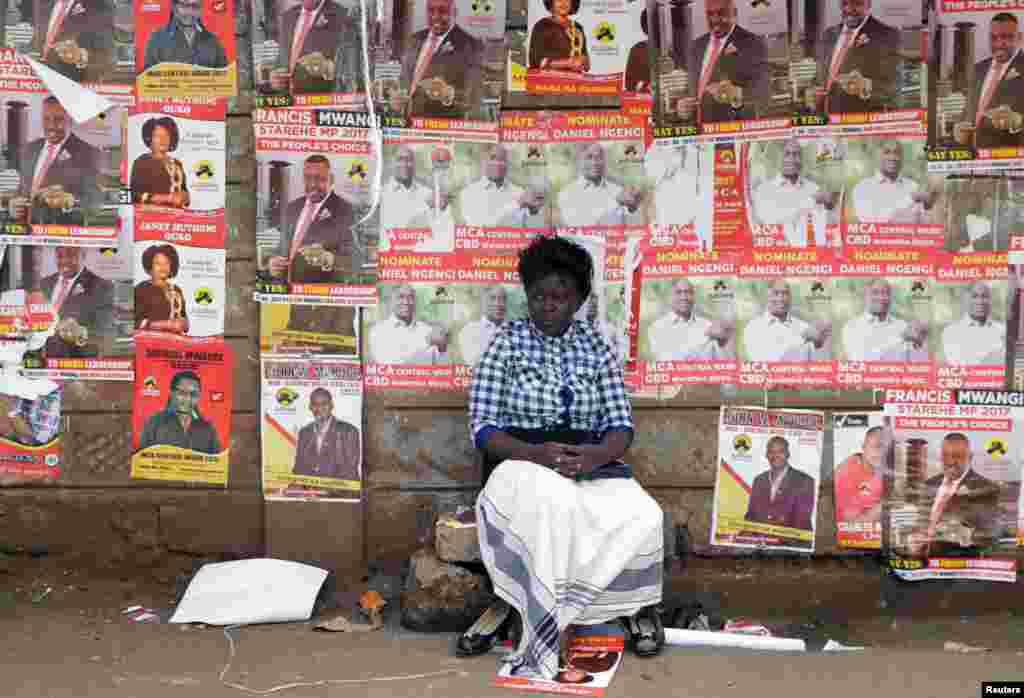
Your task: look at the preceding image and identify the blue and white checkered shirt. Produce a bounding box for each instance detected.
[469,319,633,449]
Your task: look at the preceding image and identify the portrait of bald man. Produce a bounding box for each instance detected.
[380,145,433,239]
[675,0,770,125]
[941,282,1006,366]
[842,279,928,362]
[460,145,523,227]
[368,283,434,363]
[556,143,623,226]
[646,279,734,361]
[742,280,831,362]
[458,285,509,366]
[815,0,901,115]
[749,138,836,247]
[850,141,934,224]
[397,0,484,118]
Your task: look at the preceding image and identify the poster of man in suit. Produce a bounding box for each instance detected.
[662,0,785,133]
[0,92,125,244]
[251,0,367,101]
[380,0,505,120]
[712,407,824,553]
[929,9,1024,167]
[30,0,116,84]
[253,106,380,303]
[261,356,362,501]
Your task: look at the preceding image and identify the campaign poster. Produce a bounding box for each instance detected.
[1,214,134,380]
[741,136,843,249]
[833,247,934,389]
[525,0,642,98]
[646,139,713,250]
[133,208,226,338]
[601,224,631,365]
[1,0,133,87]
[651,0,791,140]
[934,251,1008,389]
[791,0,923,132]
[126,98,227,214]
[259,303,358,356]
[548,112,650,233]
[735,248,835,388]
[943,173,1022,252]
[261,356,362,501]
[0,372,62,484]
[927,6,1024,172]
[712,406,824,553]
[493,628,625,696]
[253,107,381,306]
[134,0,237,98]
[838,133,944,248]
[491,112,553,234]
[706,141,747,251]
[833,412,884,549]
[636,243,738,387]
[882,389,1020,582]
[1011,265,1023,390]
[372,0,506,127]
[379,130,501,256]
[131,333,232,484]
[251,0,370,108]
[0,85,128,246]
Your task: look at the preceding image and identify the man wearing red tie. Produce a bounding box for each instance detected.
[815,0,900,115]
[38,246,114,358]
[968,13,1024,149]
[396,0,484,118]
[15,96,101,226]
[675,0,769,125]
[267,154,356,284]
[34,0,113,83]
[265,0,362,95]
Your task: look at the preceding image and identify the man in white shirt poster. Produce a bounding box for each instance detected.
[647,279,734,361]
[458,285,508,366]
[380,145,433,236]
[556,143,622,226]
[742,279,831,362]
[750,139,836,247]
[851,141,934,224]
[842,279,929,362]
[941,281,1006,366]
[368,284,434,363]
[460,145,524,227]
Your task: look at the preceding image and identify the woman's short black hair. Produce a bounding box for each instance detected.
[142,116,180,151]
[518,235,593,301]
[542,0,581,14]
[142,243,180,277]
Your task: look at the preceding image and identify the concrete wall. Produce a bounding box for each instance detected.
[0,0,994,576]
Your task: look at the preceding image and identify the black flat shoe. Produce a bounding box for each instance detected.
[623,605,665,657]
[455,601,520,657]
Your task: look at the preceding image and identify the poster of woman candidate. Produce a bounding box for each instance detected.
[250,0,371,107]
[525,0,642,97]
[133,208,226,338]
[791,0,922,133]
[126,98,227,214]
[374,0,506,127]
[712,406,824,553]
[131,332,232,484]
[135,0,237,98]
[927,7,1024,172]
[0,88,127,246]
[882,392,1019,582]
[652,0,790,140]
[260,356,362,501]
[253,106,381,307]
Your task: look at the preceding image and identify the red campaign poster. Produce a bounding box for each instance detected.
[0,381,62,484]
[135,0,238,98]
[833,247,936,390]
[636,240,739,387]
[711,143,751,252]
[131,332,232,484]
[934,251,1008,389]
[736,248,836,388]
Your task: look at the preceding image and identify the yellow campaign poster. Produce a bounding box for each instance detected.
[261,356,362,502]
[259,304,359,357]
[711,407,823,553]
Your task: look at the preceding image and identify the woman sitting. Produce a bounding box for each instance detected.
[458,236,664,678]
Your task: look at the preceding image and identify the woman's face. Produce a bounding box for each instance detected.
[552,0,572,17]
[151,126,172,158]
[526,272,582,337]
[151,252,172,282]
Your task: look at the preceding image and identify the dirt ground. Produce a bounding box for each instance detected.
[4,554,1024,698]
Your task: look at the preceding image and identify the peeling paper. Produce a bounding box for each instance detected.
[23,56,114,124]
